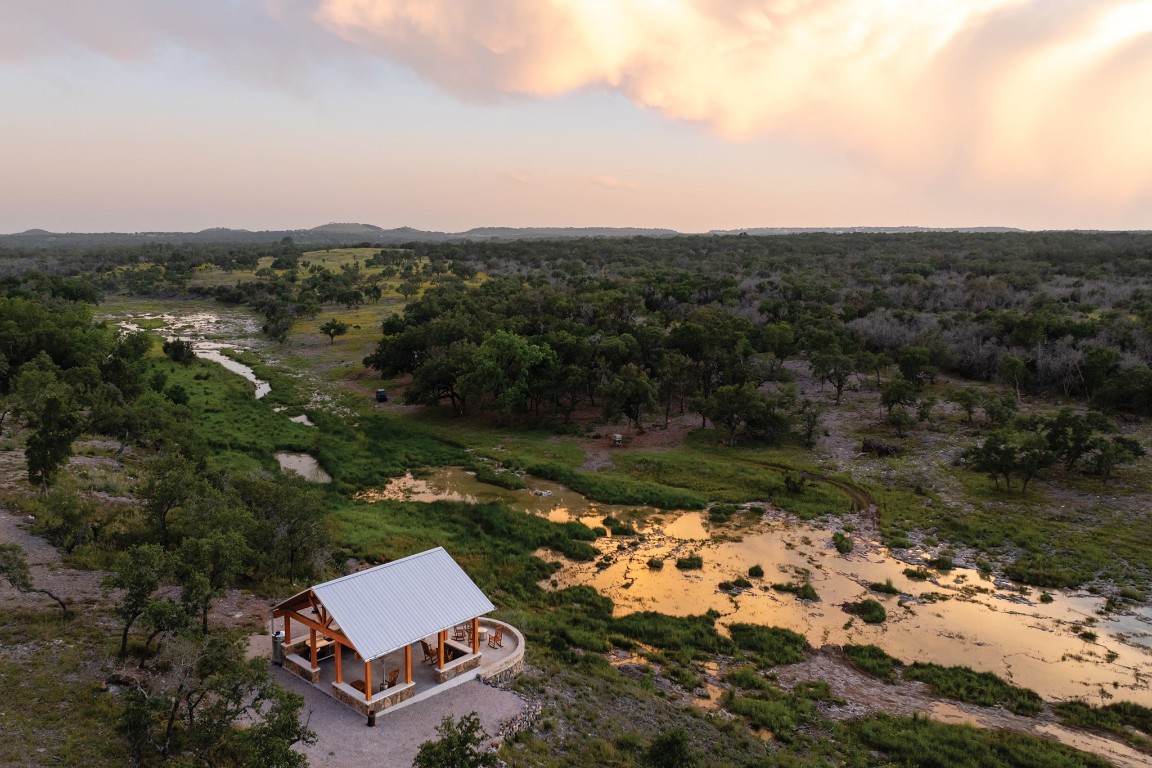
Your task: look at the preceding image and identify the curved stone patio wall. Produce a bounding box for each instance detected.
[478,619,525,685]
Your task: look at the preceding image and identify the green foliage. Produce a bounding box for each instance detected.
[612,612,732,657]
[1053,700,1152,750]
[1004,557,1086,588]
[644,728,699,768]
[647,557,664,570]
[318,317,349,344]
[843,644,904,683]
[904,662,1043,716]
[844,599,887,624]
[470,462,526,490]
[727,623,807,666]
[120,634,316,767]
[675,554,703,570]
[869,579,900,595]
[747,564,764,578]
[904,567,932,581]
[0,542,69,614]
[851,714,1111,767]
[771,581,820,601]
[724,666,773,690]
[413,712,497,768]
[926,556,955,571]
[832,531,854,554]
[725,690,817,740]
[526,461,706,509]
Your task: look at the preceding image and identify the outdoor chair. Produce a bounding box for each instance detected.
[420,639,438,664]
[453,624,467,641]
[383,668,400,690]
[488,626,504,649]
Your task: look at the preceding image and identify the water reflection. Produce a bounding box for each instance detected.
[358,467,1152,707]
[274,453,331,483]
[116,311,271,399]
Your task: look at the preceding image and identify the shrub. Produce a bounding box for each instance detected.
[725,666,773,690]
[772,581,820,601]
[869,579,900,595]
[903,568,931,581]
[748,564,764,578]
[843,644,904,683]
[926,556,954,571]
[647,557,664,570]
[675,555,703,570]
[1054,700,1152,749]
[832,532,854,554]
[844,599,887,624]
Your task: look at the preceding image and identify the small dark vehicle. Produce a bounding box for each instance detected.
[375,389,389,403]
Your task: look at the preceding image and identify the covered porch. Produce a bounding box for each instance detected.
[272,547,508,719]
[276,614,521,717]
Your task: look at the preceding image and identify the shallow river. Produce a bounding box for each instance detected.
[364,468,1152,707]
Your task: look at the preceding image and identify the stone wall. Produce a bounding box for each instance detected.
[434,653,481,683]
[283,653,321,683]
[478,619,526,685]
[331,681,416,716]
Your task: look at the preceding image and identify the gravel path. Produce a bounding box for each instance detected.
[272,669,529,768]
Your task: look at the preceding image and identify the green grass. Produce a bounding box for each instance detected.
[850,714,1112,767]
[675,554,703,570]
[843,644,904,683]
[0,611,130,767]
[1054,700,1152,751]
[727,623,807,666]
[904,662,1043,716]
[869,579,901,595]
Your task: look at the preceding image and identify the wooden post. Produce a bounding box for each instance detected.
[284,615,292,645]
[310,628,318,670]
[472,617,479,654]
[364,660,372,702]
[404,645,412,684]
[335,643,343,685]
[438,630,446,669]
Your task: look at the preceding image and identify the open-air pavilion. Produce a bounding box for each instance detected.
[272,547,521,721]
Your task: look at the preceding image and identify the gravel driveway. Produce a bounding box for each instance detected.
[272,667,529,768]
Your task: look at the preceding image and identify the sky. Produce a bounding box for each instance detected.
[3,0,1152,233]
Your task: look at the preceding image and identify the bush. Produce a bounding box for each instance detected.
[903,568,931,581]
[647,557,664,570]
[612,612,732,656]
[845,599,887,624]
[833,532,854,554]
[748,564,764,578]
[869,579,900,595]
[471,463,526,490]
[772,581,820,601]
[675,555,703,570]
[926,556,954,571]
[1004,557,1085,588]
[843,644,904,683]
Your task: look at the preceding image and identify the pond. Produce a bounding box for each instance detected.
[360,467,1152,707]
[274,453,332,484]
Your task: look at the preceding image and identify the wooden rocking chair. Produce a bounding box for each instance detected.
[453,624,467,641]
[420,639,438,664]
[488,626,504,649]
[382,668,400,690]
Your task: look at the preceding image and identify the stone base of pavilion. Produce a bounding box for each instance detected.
[278,618,524,719]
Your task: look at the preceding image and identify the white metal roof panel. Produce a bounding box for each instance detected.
[309,547,495,661]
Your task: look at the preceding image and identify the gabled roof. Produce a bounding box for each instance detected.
[276,547,495,661]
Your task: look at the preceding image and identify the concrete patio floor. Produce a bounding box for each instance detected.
[272,616,521,716]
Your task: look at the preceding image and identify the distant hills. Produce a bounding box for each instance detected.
[0,222,1031,249]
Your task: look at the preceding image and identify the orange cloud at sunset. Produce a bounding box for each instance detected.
[316,0,1152,201]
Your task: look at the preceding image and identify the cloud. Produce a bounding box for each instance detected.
[315,0,1152,201]
[0,0,360,88]
[590,175,638,190]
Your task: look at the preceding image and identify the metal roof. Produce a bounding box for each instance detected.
[299,547,495,662]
